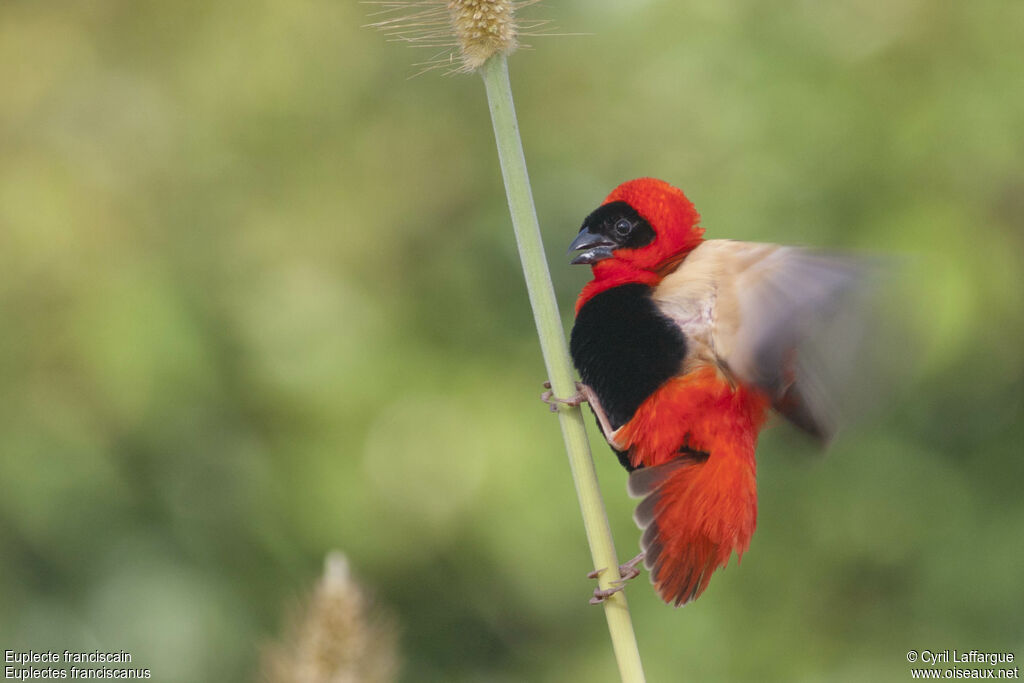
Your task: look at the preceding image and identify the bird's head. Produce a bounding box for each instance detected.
[569,178,704,272]
[569,179,704,307]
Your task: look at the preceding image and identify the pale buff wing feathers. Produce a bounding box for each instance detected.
[651,239,867,441]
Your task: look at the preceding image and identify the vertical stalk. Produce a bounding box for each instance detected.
[479,54,646,683]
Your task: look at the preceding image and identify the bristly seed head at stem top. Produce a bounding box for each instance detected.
[368,1,549,76]
[448,0,517,71]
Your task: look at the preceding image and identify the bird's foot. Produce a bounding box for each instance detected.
[540,381,588,412]
[542,381,628,451]
[587,553,645,605]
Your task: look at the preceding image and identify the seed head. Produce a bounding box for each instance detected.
[261,552,399,683]
[368,1,549,75]
[448,0,517,71]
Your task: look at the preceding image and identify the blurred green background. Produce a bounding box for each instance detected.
[1,1,1022,681]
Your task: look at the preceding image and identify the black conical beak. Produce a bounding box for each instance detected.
[567,228,616,265]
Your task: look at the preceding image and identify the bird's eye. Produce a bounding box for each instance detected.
[613,219,632,237]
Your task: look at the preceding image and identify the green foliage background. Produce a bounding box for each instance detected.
[1,1,1022,681]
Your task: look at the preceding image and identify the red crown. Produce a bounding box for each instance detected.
[602,178,704,270]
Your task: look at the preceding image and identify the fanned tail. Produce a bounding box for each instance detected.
[629,448,757,606]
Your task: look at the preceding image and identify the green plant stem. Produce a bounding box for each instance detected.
[479,54,646,683]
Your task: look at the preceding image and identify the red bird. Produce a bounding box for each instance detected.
[559,178,862,606]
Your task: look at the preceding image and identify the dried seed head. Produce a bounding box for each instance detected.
[447,0,517,71]
[367,1,549,75]
[261,552,399,683]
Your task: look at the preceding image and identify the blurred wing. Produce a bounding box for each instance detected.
[727,244,868,441]
[653,240,870,442]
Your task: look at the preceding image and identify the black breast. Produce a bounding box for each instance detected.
[570,283,687,433]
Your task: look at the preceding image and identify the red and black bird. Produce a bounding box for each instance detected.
[561,178,862,606]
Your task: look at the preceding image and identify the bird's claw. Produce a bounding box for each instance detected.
[587,553,645,605]
[590,583,627,605]
[617,565,642,582]
[540,380,587,411]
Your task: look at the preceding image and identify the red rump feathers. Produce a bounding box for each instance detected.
[602,178,704,272]
[621,369,769,606]
[632,453,758,606]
